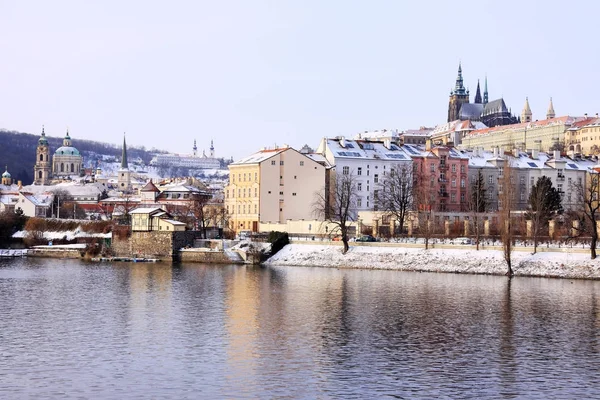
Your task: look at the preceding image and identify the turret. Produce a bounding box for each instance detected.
[521,97,532,123]
[483,76,489,105]
[474,79,482,104]
[210,139,215,158]
[193,139,198,157]
[63,128,72,146]
[546,97,556,119]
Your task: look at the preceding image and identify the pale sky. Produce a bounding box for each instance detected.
[1,1,598,161]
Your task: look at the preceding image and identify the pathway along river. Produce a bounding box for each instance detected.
[1,258,599,399]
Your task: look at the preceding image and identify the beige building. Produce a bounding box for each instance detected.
[129,207,186,232]
[225,147,327,233]
[565,115,600,155]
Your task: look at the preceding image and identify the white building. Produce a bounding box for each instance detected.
[316,137,413,212]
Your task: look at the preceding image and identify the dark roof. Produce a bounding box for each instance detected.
[459,103,484,120]
[141,181,160,192]
[483,98,509,115]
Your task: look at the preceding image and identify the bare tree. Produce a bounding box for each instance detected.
[314,170,358,254]
[413,165,436,250]
[376,163,413,235]
[572,171,600,259]
[499,160,516,276]
[468,169,487,250]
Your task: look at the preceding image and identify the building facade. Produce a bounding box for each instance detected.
[225,147,327,233]
[52,130,83,178]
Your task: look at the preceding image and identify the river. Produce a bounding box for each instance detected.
[1,258,599,399]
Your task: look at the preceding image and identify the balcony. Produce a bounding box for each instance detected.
[557,174,565,181]
[438,191,449,198]
[439,164,448,170]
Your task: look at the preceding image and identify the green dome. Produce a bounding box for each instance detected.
[38,136,48,146]
[2,170,10,178]
[54,146,81,156]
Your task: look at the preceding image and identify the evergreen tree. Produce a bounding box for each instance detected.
[527,176,562,253]
[471,169,487,213]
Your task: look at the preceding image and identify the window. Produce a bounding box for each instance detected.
[292,193,297,196]
[238,189,241,197]
[451,179,456,187]
[343,166,349,175]
[271,160,276,165]
[520,192,525,200]
[254,188,257,197]
[374,174,379,183]
[488,175,493,184]
[280,161,284,165]
[452,164,456,173]
[460,193,465,202]
[451,193,456,203]
[243,188,246,197]
[460,179,465,188]
[367,170,370,176]
[243,173,246,181]
[461,165,465,173]
[358,167,362,175]
[367,185,370,191]
[300,161,304,166]
[254,205,257,213]
[357,198,362,207]
[279,191,283,195]
[430,163,435,172]
[255,172,258,181]
[358,183,362,191]
[520,176,525,184]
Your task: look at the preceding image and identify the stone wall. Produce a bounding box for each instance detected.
[111,231,198,261]
[28,248,84,259]
[180,249,242,264]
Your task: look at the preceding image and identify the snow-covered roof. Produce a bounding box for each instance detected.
[324,138,413,161]
[163,219,186,226]
[232,148,287,165]
[129,207,165,214]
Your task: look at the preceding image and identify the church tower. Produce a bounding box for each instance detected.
[34,126,51,185]
[210,139,215,158]
[193,139,198,157]
[2,166,12,186]
[483,76,489,105]
[521,97,532,123]
[474,80,482,104]
[546,97,556,119]
[117,133,131,192]
[447,63,470,122]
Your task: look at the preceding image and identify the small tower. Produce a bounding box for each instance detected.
[34,126,51,185]
[117,133,131,192]
[447,62,470,122]
[483,76,489,105]
[546,97,556,119]
[63,128,72,146]
[193,139,198,157]
[2,166,12,186]
[474,79,482,104]
[210,139,215,158]
[521,97,532,123]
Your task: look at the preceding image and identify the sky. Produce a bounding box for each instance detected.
[1,1,599,162]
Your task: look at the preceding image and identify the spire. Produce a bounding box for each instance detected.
[210,139,215,157]
[546,97,556,119]
[38,125,48,146]
[121,133,129,169]
[452,62,467,95]
[193,139,197,157]
[521,97,532,123]
[474,79,482,104]
[483,76,488,105]
[63,127,71,146]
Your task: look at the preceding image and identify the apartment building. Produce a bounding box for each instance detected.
[225,147,327,233]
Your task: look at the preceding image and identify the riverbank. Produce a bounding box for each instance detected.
[264,242,600,279]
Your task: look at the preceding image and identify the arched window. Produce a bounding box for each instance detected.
[39,154,43,161]
[38,171,42,179]
[61,163,64,172]
[71,163,74,172]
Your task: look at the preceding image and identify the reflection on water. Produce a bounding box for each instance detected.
[0,258,599,398]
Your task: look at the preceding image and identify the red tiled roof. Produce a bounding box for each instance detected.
[467,116,576,137]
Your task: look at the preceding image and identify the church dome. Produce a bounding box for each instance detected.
[2,169,10,178]
[54,146,81,156]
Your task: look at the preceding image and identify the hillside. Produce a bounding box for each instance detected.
[0,129,162,185]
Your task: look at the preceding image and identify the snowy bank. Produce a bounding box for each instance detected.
[264,243,600,280]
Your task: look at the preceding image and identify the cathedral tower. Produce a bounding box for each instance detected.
[483,76,489,105]
[117,133,131,192]
[474,80,482,104]
[521,97,532,123]
[2,166,12,186]
[34,126,51,185]
[210,139,215,158]
[546,97,556,119]
[447,63,470,122]
[193,139,198,157]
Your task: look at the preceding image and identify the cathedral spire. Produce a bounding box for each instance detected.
[452,62,467,95]
[521,97,532,123]
[210,139,215,158]
[474,79,482,104]
[121,133,128,169]
[546,97,556,119]
[193,139,197,157]
[483,76,488,105]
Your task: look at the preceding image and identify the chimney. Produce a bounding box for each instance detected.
[553,150,560,159]
[425,139,432,151]
[596,113,599,118]
[493,147,498,157]
[585,113,588,118]
[532,148,539,159]
[17,180,22,190]
[340,136,346,148]
[513,148,519,157]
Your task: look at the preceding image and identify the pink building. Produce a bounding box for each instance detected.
[409,143,469,212]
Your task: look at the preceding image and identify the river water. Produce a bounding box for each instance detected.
[1,258,599,399]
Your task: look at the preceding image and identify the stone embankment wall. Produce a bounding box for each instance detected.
[28,248,84,259]
[180,249,243,264]
[112,231,197,260]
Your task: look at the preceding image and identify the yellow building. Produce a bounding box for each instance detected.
[225,147,327,234]
[130,207,186,232]
[566,115,600,155]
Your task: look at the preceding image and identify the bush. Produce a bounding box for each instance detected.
[268,231,289,256]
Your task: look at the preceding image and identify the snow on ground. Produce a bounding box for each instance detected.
[264,243,600,280]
